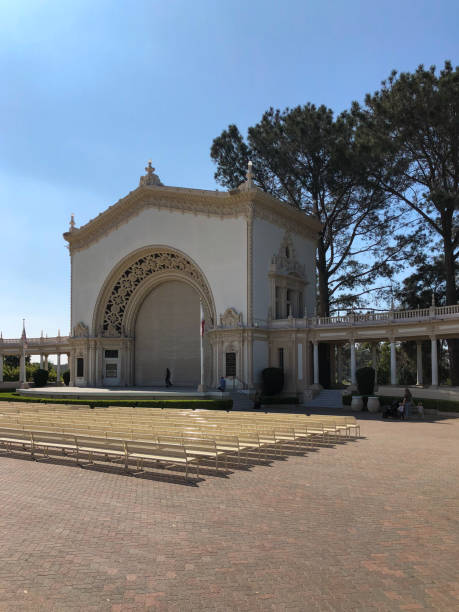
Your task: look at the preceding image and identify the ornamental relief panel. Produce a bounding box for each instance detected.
[102,250,213,337]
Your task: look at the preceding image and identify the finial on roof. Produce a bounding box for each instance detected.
[69,213,76,232]
[21,319,27,340]
[390,297,395,311]
[139,160,163,187]
[238,160,260,192]
[58,328,61,337]
[431,292,436,307]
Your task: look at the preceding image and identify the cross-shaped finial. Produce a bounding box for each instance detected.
[70,213,75,231]
[145,160,155,176]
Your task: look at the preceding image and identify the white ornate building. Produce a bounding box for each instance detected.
[65,162,321,392]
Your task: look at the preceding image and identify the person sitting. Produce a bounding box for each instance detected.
[397,401,405,420]
[253,391,262,410]
[217,376,226,392]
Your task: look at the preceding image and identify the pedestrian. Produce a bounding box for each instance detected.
[397,401,404,420]
[165,368,172,387]
[217,376,226,392]
[403,388,412,419]
[417,402,424,419]
[253,391,262,410]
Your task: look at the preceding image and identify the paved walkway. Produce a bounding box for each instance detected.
[0,411,458,611]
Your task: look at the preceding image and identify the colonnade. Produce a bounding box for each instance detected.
[0,352,68,385]
[312,337,441,388]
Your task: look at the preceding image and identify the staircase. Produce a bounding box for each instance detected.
[304,389,343,410]
[229,392,255,411]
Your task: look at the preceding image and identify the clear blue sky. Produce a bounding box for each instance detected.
[1,0,458,338]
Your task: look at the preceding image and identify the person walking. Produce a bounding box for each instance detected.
[165,368,172,388]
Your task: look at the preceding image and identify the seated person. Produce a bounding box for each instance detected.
[217,376,226,392]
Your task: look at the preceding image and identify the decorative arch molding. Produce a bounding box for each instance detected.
[92,246,216,337]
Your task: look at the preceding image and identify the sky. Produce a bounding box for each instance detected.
[0,0,458,339]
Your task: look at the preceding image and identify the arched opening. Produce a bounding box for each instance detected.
[134,280,201,386]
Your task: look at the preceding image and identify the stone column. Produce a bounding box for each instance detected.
[0,353,3,383]
[198,302,206,392]
[40,354,44,369]
[350,341,357,387]
[416,341,423,386]
[372,343,378,389]
[390,341,397,385]
[313,341,319,385]
[337,345,343,385]
[69,351,75,386]
[19,353,26,385]
[88,342,96,387]
[56,353,61,385]
[44,355,48,372]
[431,336,439,387]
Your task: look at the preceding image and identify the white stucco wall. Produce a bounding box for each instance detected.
[252,217,316,321]
[71,206,247,332]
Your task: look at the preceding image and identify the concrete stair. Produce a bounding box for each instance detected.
[230,392,254,411]
[304,389,343,409]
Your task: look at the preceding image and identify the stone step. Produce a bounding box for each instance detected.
[304,390,343,409]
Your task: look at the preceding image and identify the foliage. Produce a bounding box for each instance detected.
[261,367,284,395]
[0,394,233,410]
[211,105,409,318]
[62,371,70,386]
[259,396,299,405]
[355,61,459,383]
[378,395,459,413]
[32,368,49,387]
[356,367,375,395]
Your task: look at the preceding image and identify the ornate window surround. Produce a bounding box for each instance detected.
[269,233,307,319]
[92,246,216,338]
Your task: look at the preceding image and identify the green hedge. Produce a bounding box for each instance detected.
[378,395,459,413]
[260,396,299,405]
[0,393,232,411]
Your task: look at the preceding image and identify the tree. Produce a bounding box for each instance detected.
[355,61,459,383]
[211,105,408,318]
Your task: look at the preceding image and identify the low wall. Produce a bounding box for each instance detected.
[0,382,20,390]
[376,385,459,402]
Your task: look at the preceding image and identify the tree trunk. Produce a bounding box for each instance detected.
[317,237,331,387]
[443,223,459,385]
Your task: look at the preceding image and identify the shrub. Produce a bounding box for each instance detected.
[356,367,375,396]
[32,368,49,387]
[342,394,352,406]
[0,393,232,410]
[62,371,70,386]
[260,396,299,405]
[261,368,284,396]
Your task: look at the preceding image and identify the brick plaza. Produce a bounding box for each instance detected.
[0,411,458,611]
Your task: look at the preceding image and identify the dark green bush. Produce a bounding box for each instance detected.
[356,367,375,396]
[0,393,232,410]
[32,368,49,387]
[342,394,352,406]
[262,368,284,396]
[62,371,70,386]
[260,396,299,405]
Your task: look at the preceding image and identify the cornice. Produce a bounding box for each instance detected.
[64,185,322,253]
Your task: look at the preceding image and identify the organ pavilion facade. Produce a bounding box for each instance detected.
[65,163,321,394]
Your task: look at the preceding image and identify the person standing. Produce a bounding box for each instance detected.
[165,368,172,388]
[217,376,226,392]
[403,388,412,419]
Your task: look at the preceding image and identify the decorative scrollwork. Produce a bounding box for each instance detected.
[102,250,212,337]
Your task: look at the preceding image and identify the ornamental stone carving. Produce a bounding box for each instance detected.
[139,161,163,187]
[73,322,89,337]
[102,249,213,337]
[270,232,306,279]
[219,308,243,328]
